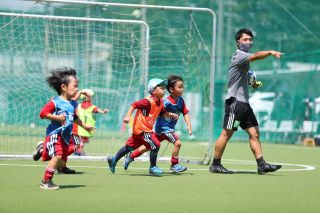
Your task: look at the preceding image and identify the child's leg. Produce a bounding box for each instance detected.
[114,145,134,164]
[171,139,182,166]
[43,156,62,182]
[130,145,148,159]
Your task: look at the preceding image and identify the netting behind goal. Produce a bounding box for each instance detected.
[0,13,148,157]
[0,4,214,163]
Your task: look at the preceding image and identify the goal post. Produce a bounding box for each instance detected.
[37,0,217,165]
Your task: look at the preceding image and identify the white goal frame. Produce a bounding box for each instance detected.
[37,0,217,165]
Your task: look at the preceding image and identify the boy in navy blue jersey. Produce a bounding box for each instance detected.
[124,75,192,173]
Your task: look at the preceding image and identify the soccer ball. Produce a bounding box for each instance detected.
[247,69,256,85]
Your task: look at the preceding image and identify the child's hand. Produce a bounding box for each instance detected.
[123,116,130,123]
[169,113,179,120]
[56,114,66,124]
[83,124,95,134]
[103,109,109,114]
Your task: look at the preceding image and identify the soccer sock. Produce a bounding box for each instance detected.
[114,145,132,163]
[149,150,158,167]
[130,149,142,159]
[212,158,221,166]
[171,156,179,166]
[256,156,266,167]
[43,167,55,182]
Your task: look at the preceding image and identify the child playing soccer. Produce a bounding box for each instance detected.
[72,88,109,156]
[107,78,178,175]
[123,75,192,173]
[33,89,91,174]
[37,67,93,190]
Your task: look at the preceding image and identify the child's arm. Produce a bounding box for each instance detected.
[43,113,66,124]
[95,107,109,114]
[163,111,179,120]
[40,101,66,123]
[72,89,87,101]
[183,113,192,135]
[123,106,135,123]
[74,118,95,133]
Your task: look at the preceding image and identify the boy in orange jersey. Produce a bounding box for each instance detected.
[107,78,178,175]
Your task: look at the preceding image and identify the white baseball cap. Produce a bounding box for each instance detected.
[80,88,94,99]
[147,78,167,94]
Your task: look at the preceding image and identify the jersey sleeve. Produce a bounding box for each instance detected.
[131,99,151,111]
[40,101,55,119]
[181,98,189,115]
[234,51,251,67]
[92,106,99,113]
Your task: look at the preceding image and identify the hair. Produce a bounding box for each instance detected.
[166,75,184,93]
[46,67,77,95]
[235,28,253,41]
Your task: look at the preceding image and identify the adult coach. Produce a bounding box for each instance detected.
[209,28,282,175]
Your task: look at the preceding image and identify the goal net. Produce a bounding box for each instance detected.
[0,12,149,158]
[1,3,215,164]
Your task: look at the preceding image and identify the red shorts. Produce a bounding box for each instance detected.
[125,132,160,151]
[156,132,179,143]
[80,136,90,143]
[70,134,81,146]
[42,133,69,161]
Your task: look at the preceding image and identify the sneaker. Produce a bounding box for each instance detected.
[107,156,116,173]
[57,167,76,174]
[258,163,281,175]
[40,180,59,190]
[170,164,187,173]
[149,166,163,176]
[32,141,44,161]
[123,155,134,170]
[209,164,233,174]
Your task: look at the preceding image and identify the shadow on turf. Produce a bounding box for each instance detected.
[59,184,86,189]
[233,170,283,176]
[121,172,194,177]
[233,170,257,174]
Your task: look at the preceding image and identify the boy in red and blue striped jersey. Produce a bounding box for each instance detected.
[37,67,94,190]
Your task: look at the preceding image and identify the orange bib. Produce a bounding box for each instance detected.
[132,96,163,135]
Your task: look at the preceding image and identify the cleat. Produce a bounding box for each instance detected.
[149,166,163,176]
[258,163,281,175]
[57,167,76,174]
[107,156,116,173]
[40,180,59,190]
[123,155,134,170]
[170,164,187,173]
[209,164,233,174]
[32,141,44,161]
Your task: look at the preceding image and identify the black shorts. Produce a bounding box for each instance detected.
[223,97,258,131]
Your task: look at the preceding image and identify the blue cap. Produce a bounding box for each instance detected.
[147,78,167,94]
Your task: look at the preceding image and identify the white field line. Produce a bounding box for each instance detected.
[0,160,316,172]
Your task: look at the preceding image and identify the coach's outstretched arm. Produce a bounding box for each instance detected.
[249,50,283,61]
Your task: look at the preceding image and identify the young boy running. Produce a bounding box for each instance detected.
[37,67,93,189]
[123,75,192,173]
[107,78,178,175]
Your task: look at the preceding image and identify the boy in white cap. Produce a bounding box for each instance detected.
[107,78,178,175]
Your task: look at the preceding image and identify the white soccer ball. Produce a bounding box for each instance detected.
[247,69,256,85]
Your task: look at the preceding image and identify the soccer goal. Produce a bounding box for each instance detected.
[1,1,217,164]
[0,12,150,158]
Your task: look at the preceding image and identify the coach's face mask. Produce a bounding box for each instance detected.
[238,42,253,52]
